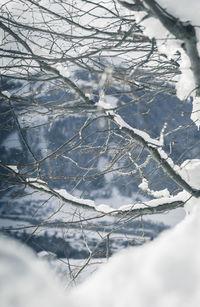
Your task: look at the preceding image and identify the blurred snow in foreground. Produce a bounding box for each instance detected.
[1,199,200,307]
[68,205,200,307]
[0,236,67,307]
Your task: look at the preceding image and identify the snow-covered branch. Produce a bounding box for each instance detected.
[119,0,200,127]
[20,177,188,217]
[0,163,187,218]
[107,111,200,198]
[143,0,200,96]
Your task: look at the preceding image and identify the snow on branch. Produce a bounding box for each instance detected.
[139,178,170,198]
[25,177,187,217]
[143,0,200,94]
[0,163,187,218]
[119,0,200,128]
[111,112,163,147]
[106,110,200,197]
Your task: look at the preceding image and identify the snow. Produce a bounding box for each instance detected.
[138,178,148,191]
[94,187,184,226]
[98,99,113,110]
[106,190,186,212]
[139,178,170,198]
[1,205,195,307]
[119,191,187,211]
[7,165,18,173]
[1,90,11,98]
[1,1,200,303]
[18,109,49,128]
[67,203,200,307]
[146,208,185,227]
[190,96,200,129]
[37,250,57,261]
[1,201,200,307]
[176,53,196,101]
[134,0,200,128]
[47,256,106,286]
[0,236,67,307]
[96,204,114,214]
[55,188,95,208]
[179,159,200,212]
[157,0,200,25]
[179,159,200,190]
[25,176,187,217]
[158,147,180,172]
[26,178,51,193]
[112,113,163,147]
[53,63,70,78]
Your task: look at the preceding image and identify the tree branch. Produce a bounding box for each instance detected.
[0,163,186,218]
[107,111,200,198]
[143,0,200,96]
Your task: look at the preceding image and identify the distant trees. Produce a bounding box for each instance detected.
[0,0,200,271]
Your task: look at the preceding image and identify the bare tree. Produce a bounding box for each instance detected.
[0,0,200,282]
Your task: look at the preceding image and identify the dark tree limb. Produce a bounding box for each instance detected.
[0,162,185,218]
[142,0,200,96]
